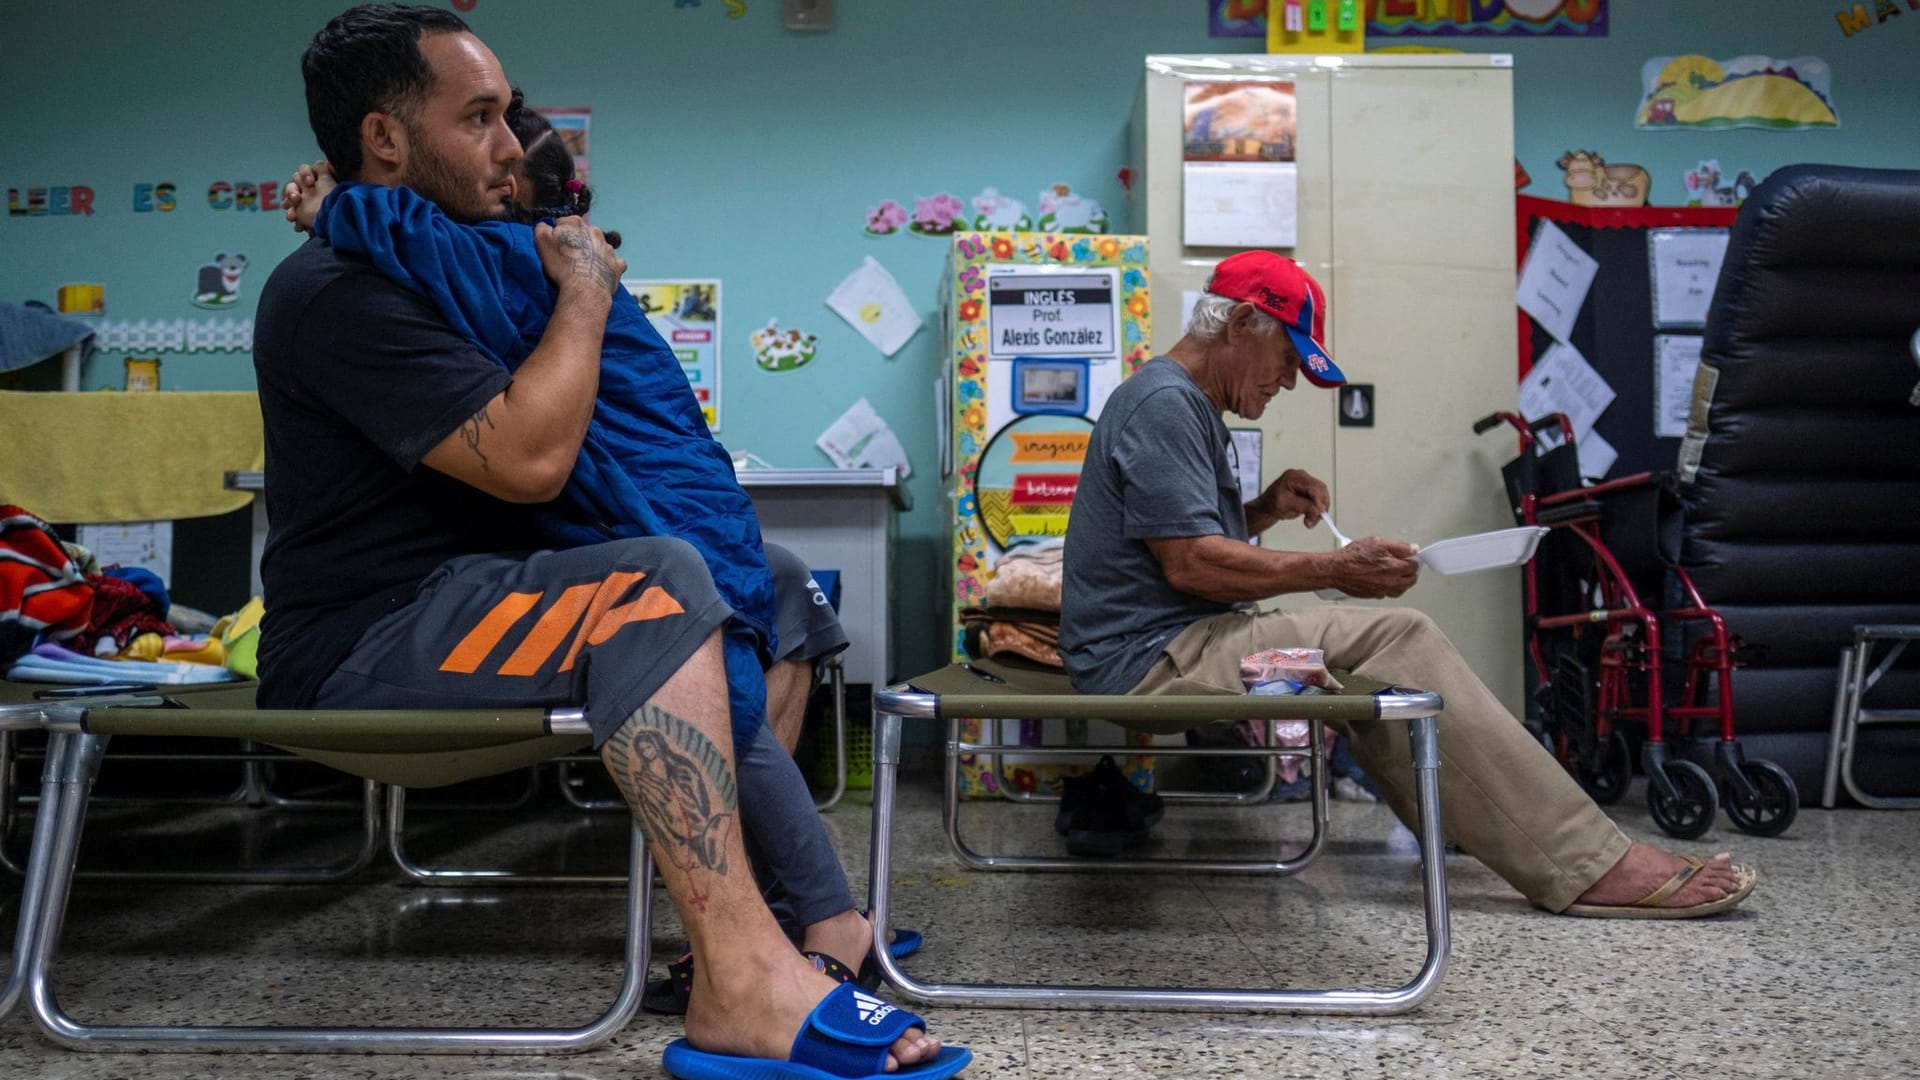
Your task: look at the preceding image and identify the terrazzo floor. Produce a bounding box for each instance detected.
[1,752,1915,1079]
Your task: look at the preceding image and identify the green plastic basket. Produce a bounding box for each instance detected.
[806,715,871,791]
[803,684,873,792]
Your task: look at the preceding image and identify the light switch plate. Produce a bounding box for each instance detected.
[784,0,833,31]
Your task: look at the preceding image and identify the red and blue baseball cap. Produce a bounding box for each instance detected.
[1205,251,1345,388]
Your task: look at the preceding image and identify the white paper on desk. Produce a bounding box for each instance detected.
[76,521,173,586]
[1517,220,1598,343]
[816,397,912,479]
[1654,334,1705,439]
[1537,426,1619,481]
[825,256,923,358]
[1648,229,1729,329]
[1183,161,1297,248]
[1518,342,1615,440]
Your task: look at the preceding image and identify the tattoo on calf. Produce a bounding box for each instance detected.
[460,404,495,470]
[603,704,737,880]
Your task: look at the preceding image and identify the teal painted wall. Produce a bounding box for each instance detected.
[3,1,1915,682]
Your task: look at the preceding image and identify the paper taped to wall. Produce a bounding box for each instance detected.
[826,256,922,357]
[76,521,172,587]
[816,396,912,478]
[1517,220,1598,343]
[1518,341,1614,440]
[1654,334,1704,439]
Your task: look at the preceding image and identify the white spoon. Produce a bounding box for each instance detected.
[1320,513,1354,549]
[1315,513,1354,602]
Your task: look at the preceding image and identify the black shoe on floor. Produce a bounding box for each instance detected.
[1089,754,1165,828]
[1056,755,1163,856]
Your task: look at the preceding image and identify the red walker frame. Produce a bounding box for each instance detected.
[1477,410,1796,838]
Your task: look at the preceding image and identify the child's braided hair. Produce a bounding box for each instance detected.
[505,87,620,248]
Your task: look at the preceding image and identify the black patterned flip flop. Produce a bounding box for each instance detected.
[641,951,695,1015]
[804,949,882,991]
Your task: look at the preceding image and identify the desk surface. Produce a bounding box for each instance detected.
[225,467,911,511]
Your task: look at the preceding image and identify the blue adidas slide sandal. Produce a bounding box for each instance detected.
[662,982,972,1080]
[643,926,924,1016]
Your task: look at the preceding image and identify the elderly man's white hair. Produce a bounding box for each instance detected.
[1186,291,1282,343]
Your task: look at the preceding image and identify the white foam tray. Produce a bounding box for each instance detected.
[1313,525,1548,601]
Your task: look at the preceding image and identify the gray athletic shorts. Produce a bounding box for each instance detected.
[764,542,850,668]
[314,538,845,747]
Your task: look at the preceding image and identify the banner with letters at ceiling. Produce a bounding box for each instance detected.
[1367,0,1607,38]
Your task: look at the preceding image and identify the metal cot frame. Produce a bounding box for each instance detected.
[386,656,852,887]
[1824,624,1920,809]
[862,666,1452,1014]
[0,694,652,1054]
[0,683,387,884]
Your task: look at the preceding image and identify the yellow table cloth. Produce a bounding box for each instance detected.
[0,390,263,522]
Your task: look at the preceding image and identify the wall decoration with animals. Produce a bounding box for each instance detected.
[862,186,1107,237]
[1635,54,1839,130]
[968,188,1031,232]
[750,318,817,374]
[191,253,249,309]
[1558,150,1649,208]
[1682,160,1757,207]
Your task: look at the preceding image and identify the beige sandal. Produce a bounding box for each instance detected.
[1560,855,1757,919]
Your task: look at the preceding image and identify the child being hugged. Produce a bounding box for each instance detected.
[286,90,774,751]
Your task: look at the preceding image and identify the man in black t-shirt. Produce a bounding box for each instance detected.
[254,7,954,1073]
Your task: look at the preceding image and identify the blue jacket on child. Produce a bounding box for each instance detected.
[314,183,774,748]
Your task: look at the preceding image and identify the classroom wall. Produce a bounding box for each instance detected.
[4,1,1915,682]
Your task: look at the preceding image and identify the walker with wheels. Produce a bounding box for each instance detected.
[1474,410,1798,838]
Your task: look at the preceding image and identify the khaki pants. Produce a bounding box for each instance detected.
[1131,606,1630,912]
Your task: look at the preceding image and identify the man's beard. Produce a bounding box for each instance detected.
[401,124,509,225]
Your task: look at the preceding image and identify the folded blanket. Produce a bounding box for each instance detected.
[7,641,239,685]
[959,605,1062,668]
[0,391,263,523]
[1,505,92,662]
[0,301,93,375]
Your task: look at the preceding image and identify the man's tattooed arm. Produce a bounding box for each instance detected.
[457,403,494,470]
[554,224,618,294]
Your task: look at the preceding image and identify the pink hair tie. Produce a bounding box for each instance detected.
[564,179,584,194]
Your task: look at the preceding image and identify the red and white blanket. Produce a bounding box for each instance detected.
[1,505,93,662]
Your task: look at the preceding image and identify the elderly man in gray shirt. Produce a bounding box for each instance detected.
[1060,251,1755,921]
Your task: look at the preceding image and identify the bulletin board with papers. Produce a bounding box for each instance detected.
[1512,196,1739,480]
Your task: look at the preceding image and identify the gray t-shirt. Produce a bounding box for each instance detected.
[1061,357,1248,694]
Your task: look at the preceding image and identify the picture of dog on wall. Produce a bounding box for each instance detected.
[192,253,249,309]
